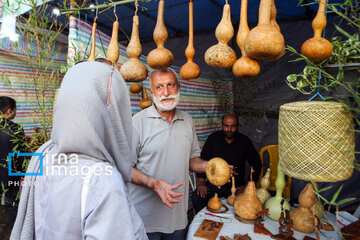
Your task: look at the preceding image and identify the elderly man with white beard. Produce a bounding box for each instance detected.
[129,69,209,240]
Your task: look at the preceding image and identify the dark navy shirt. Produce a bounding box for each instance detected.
[197,130,262,193]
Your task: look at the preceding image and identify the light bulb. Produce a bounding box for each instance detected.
[52,8,60,17]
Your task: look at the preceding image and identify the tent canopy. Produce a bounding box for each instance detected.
[50,0,345,42]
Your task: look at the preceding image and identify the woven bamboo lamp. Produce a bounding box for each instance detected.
[278,101,355,182]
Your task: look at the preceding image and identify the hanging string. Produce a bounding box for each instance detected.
[113,5,118,22]
[308,0,327,102]
[225,0,228,4]
[135,0,138,15]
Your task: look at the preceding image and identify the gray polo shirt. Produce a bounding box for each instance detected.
[129,105,201,233]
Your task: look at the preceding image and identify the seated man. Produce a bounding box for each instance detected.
[191,113,262,213]
[0,96,27,228]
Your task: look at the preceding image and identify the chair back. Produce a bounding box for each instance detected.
[257,144,291,199]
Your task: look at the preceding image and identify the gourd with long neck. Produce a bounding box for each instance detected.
[107,17,120,71]
[180,0,201,80]
[244,0,285,61]
[232,0,260,78]
[129,82,142,94]
[301,0,332,62]
[204,0,236,68]
[227,176,236,206]
[147,0,174,69]
[88,16,98,61]
[256,168,271,206]
[120,8,148,82]
[234,168,263,221]
[140,85,152,109]
[264,164,290,221]
[267,0,285,61]
[208,193,222,211]
[290,183,316,233]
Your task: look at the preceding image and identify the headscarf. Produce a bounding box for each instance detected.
[11,61,133,239]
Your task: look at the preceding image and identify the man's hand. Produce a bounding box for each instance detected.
[147,178,185,208]
[197,182,208,198]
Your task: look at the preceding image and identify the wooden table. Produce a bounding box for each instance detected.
[187,199,341,240]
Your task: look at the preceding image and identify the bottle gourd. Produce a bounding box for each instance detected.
[244,0,285,61]
[208,193,222,211]
[232,0,260,78]
[256,168,271,206]
[301,0,332,62]
[147,0,174,69]
[204,1,236,68]
[88,16,98,61]
[140,85,152,109]
[107,18,120,71]
[234,168,263,222]
[227,176,236,206]
[290,183,316,233]
[120,9,148,82]
[180,0,201,80]
[205,157,230,186]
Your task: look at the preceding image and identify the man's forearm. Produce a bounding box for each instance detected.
[131,167,153,189]
[189,157,207,173]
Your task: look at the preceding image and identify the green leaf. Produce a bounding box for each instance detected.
[329,185,343,205]
[337,198,356,206]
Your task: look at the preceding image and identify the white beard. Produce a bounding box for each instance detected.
[152,92,180,112]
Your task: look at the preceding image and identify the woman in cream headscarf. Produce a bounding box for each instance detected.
[11,61,147,240]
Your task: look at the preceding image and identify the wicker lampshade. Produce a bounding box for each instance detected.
[278,101,355,182]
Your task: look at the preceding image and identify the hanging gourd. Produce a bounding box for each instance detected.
[227,176,236,206]
[301,0,332,62]
[180,0,201,80]
[205,157,231,186]
[204,0,236,68]
[120,2,148,82]
[232,0,260,78]
[88,13,98,61]
[264,164,290,221]
[140,85,152,109]
[107,7,120,71]
[234,168,263,223]
[290,183,316,233]
[244,0,285,61]
[256,168,271,206]
[268,0,285,61]
[147,0,174,69]
[129,82,142,94]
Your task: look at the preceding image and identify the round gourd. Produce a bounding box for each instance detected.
[208,193,222,211]
[301,0,332,62]
[232,0,260,78]
[180,0,201,80]
[130,82,142,94]
[244,0,285,61]
[120,13,148,82]
[147,0,174,69]
[204,2,236,68]
[206,157,230,186]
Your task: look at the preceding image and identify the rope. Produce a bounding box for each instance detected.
[308,0,328,102]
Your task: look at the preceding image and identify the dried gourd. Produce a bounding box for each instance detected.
[204,1,236,68]
[206,157,231,186]
[120,9,148,82]
[232,0,260,78]
[227,176,236,206]
[140,85,152,109]
[107,18,120,71]
[208,193,222,211]
[234,168,263,222]
[147,0,174,69]
[268,0,285,61]
[244,0,285,61]
[180,0,201,80]
[301,0,332,62]
[130,82,142,94]
[88,16,98,61]
[256,168,271,206]
[290,183,316,233]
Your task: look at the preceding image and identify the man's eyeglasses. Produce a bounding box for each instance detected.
[75,58,115,106]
